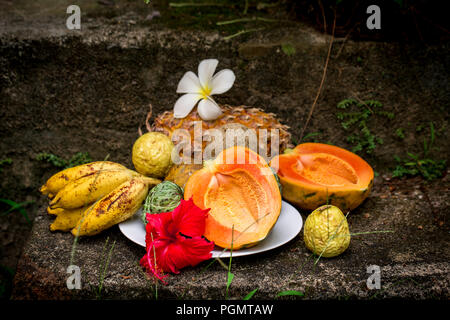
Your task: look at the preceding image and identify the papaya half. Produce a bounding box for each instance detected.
[184,146,282,250]
[270,143,374,212]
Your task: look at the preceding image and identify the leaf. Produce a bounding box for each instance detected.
[225,225,234,300]
[0,198,19,208]
[395,128,405,139]
[430,122,435,145]
[67,152,92,168]
[226,271,234,289]
[337,98,356,109]
[303,132,321,141]
[424,122,435,156]
[225,271,234,299]
[36,152,92,169]
[97,238,116,299]
[423,138,428,156]
[407,152,419,161]
[276,290,304,298]
[243,288,258,300]
[281,43,296,56]
[365,100,383,108]
[0,199,33,224]
[0,158,12,172]
[36,153,68,168]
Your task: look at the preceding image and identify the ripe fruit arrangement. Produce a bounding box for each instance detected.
[41,161,160,236]
[40,98,374,259]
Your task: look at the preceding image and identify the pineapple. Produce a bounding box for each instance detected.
[151,105,292,161]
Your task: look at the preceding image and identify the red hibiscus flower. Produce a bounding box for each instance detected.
[140,198,214,283]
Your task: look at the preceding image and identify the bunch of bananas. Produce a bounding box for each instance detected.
[40,161,160,236]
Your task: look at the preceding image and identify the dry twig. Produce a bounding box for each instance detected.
[299,12,336,142]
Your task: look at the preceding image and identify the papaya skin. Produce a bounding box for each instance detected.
[164,163,203,189]
[185,146,282,250]
[270,143,374,212]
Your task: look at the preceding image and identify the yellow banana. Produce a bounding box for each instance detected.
[40,161,127,196]
[47,207,63,215]
[50,169,141,210]
[49,207,88,232]
[72,176,160,237]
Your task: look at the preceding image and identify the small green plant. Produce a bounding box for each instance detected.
[416,124,424,132]
[281,43,296,56]
[0,265,14,299]
[395,128,405,140]
[302,132,322,142]
[243,288,258,300]
[276,290,305,298]
[225,226,234,300]
[0,158,12,173]
[336,98,394,154]
[96,237,116,300]
[36,152,92,169]
[0,198,33,225]
[392,122,446,180]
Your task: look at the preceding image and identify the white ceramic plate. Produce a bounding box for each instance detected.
[118,201,303,258]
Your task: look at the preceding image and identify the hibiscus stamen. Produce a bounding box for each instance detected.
[145,242,168,284]
[144,231,169,284]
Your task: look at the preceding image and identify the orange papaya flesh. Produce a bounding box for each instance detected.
[185,146,282,250]
[270,143,374,212]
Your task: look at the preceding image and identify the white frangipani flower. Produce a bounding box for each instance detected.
[174,59,235,121]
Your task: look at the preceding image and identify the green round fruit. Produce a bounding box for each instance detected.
[141,181,183,224]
